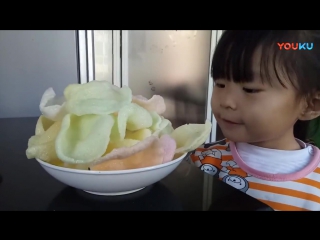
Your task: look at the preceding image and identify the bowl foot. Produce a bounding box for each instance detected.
[83,187,145,196]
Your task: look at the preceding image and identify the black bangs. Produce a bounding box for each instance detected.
[211,30,265,83]
[211,30,312,92]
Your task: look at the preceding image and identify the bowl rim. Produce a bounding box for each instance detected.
[35,152,189,175]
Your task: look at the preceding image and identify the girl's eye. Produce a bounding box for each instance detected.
[243,88,260,93]
[215,83,225,88]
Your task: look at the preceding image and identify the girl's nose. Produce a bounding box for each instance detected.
[219,91,237,110]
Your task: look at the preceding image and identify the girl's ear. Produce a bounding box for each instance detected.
[299,92,320,121]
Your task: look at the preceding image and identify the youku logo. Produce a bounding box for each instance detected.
[277,42,313,50]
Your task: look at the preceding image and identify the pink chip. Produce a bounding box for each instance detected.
[159,134,176,163]
[132,95,166,115]
[89,134,177,171]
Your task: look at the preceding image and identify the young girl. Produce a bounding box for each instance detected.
[188,30,320,211]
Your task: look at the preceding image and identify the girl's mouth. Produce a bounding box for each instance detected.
[221,118,241,125]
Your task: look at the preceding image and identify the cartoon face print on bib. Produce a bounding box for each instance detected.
[190,140,252,193]
[222,175,249,192]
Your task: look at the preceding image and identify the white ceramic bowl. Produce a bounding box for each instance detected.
[36,153,187,196]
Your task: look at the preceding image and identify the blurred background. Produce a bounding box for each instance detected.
[0,30,224,142]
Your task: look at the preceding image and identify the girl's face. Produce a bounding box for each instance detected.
[211,49,306,150]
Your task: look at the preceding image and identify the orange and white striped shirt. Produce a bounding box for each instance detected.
[187,138,320,211]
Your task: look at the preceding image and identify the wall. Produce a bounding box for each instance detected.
[0,30,79,118]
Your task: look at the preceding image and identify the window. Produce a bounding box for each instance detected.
[77,30,223,143]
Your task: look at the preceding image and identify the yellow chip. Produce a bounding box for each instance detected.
[149,111,162,132]
[170,120,212,154]
[117,103,152,140]
[35,115,55,135]
[125,129,152,141]
[64,81,132,116]
[55,113,114,164]
[26,120,62,162]
[104,139,140,155]
[152,117,174,137]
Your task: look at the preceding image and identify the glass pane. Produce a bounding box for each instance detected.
[93,30,113,83]
[126,30,212,128]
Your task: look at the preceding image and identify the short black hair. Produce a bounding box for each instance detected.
[211,30,320,142]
